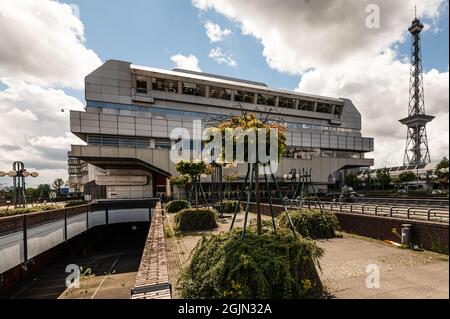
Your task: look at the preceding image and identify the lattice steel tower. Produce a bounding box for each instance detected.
[400,13,434,166]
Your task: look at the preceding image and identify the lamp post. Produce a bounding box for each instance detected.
[0,161,39,208]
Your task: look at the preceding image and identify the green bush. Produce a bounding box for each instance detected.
[0,205,56,218]
[174,208,218,231]
[278,209,340,239]
[178,229,324,299]
[165,200,191,214]
[220,200,242,214]
[64,200,89,207]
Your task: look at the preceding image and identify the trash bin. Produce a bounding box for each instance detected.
[401,224,412,245]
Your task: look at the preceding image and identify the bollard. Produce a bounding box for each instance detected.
[375,206,379,215]
[407,207,411,219]
[427,209,432,221]
[350,204,353,214]
[401,224,412,246]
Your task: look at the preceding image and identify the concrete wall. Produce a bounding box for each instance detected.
[248,203,449,254]
[0,205,152,275]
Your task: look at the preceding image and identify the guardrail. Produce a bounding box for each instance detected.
[286,200,449,223]
[0,200,158,275]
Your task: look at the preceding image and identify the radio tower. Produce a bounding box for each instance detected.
[400,9,434,166]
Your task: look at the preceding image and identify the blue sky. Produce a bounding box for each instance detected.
[68,0,448,103]
[0,0,448,186]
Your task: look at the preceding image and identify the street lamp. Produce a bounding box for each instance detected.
[0,161,39,208]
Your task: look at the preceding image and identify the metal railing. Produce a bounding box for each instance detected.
[287,200,449,223]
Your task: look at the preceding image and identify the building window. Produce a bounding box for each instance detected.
[257,93,276,106]
[278,97,296,109]
[316,102,332,114]
[298,100,315,111]
[87,135,150,149]
[155,139,171,149]
[209,86,232,100]
[322,150,334,158]
[136,79,148,94]
[334,105,342,116]
[152,78,179,93]
[234,90,255,103]
[182,82,206,96]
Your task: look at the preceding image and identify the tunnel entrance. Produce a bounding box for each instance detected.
[1,222,150,299]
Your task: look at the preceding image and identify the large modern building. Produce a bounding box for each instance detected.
[68,60,374,199]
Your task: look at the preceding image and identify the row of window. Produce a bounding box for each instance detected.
[284,148,363,159]
[135,77,342,115]
[87,100,361,134]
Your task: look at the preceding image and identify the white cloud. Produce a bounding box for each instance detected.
[0,0,100,185]
[0,79,85,181]
[170,54,202,72]
[0,0,101,89]
[208,47,237,67]
[204,20,232,42]
[193,0,449,168]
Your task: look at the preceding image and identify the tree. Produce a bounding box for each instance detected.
[176,161,212,208]
[51,178,65,195]
[214,112,287,235]
[435,157,449,187]
[170,175,190,199]
[345,173,361,189]
[397,171,416,184]
[376,168,391,191]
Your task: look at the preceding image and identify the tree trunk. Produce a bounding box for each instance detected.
[255,163,262,235]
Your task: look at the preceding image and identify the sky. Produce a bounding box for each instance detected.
[0,0,448,187]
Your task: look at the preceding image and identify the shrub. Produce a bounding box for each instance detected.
[220,200,242,214]
[64,200,89,207]
[178,229,324,299]
[165,200,191,214]
[277,209,340,239]
[0,205,56,218]
[174,208,218,231]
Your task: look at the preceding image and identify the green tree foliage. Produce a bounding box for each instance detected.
[178,229,324,299]
[345,173,361,189]
[277,210,340,239]
[51,178,65,194]
[169,174,190,186]
[174,208,218,231]
[376,167,391,190]
[435,157,449,185]
[165,200,191,213]
[397,171,416,184]
[213,113,287,163]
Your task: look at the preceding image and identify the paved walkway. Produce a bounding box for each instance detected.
[165,212,449,299]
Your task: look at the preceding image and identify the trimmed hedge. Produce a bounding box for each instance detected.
[178,229,324,299]
[165,200,191,214]
[174,208,218,231]
[277,209,340,239]
[220,200,242,214]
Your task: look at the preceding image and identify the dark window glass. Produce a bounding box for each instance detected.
[334,105,342,115]
[234,90,255,103]
[136,80,148,94]
[152,78,179,93]
[298,100,315,111]
[316,102,332,114]
[209,86,232,100]
[182,82,206,96]
[279,97,296,109]
[257,93,276,106]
